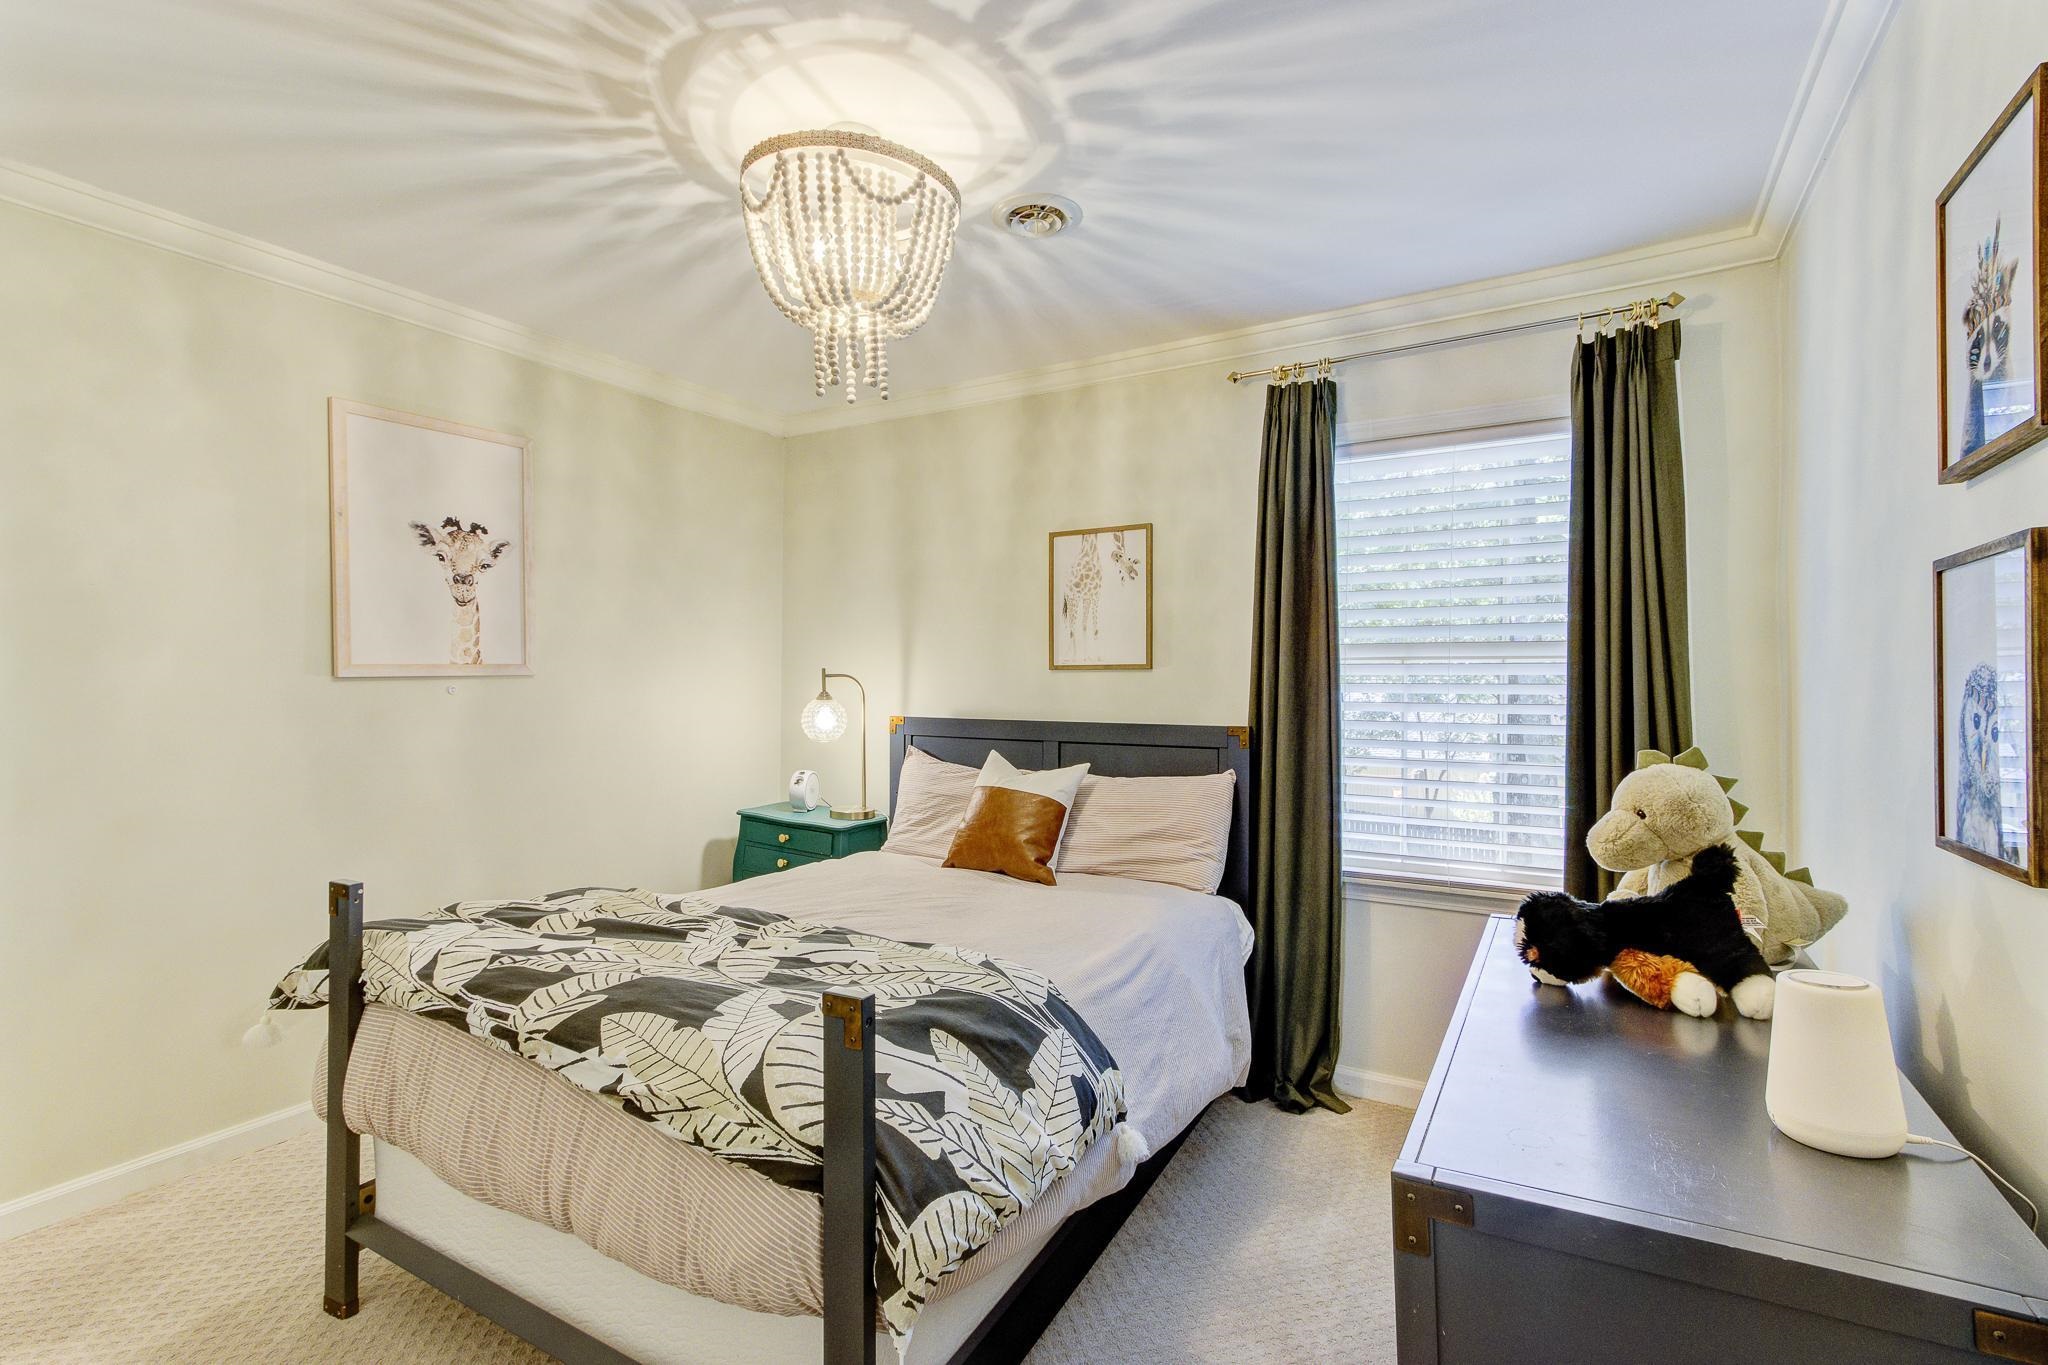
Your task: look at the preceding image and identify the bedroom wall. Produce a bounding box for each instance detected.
[779,257,1788,1095]
[1781,0,2048,1224]
[0,199,785,1207]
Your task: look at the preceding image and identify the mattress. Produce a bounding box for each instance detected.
[321,850,1253,1319]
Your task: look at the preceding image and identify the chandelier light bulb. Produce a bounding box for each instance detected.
[739,128,961,403]
[801,693,849,743]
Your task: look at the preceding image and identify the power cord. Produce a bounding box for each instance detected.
[1906,1135,2040,1232]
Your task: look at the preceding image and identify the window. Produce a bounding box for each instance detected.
[1335,421,1569,890]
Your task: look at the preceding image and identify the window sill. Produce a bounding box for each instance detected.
[1342,869,1539,917]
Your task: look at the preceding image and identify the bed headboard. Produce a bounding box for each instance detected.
[887,716,1254,911]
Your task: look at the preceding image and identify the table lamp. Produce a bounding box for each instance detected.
[799,668,876,820]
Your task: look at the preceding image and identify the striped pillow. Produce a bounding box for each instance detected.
[882,746,979,859]
[1055,771,1237,894]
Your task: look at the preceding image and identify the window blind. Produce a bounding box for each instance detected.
[1335,424,1570,889]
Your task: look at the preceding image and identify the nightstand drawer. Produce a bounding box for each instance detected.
[731,804,888,883]
[734,841,823,879]
[742,819,836,857]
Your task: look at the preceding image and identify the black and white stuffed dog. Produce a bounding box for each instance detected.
[1514,843,1775,1019]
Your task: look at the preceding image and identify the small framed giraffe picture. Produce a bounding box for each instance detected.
[1049,522,1151,670]
[328,398,532,678]
[1933,528,2046,885]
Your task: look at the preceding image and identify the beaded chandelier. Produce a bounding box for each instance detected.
[739,129,961,403]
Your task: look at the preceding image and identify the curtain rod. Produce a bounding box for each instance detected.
[1224,291,1685,384]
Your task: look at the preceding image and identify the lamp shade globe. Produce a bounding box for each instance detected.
[801,694,849,743]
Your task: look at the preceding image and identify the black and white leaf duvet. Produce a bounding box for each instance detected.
[267,888,1127,1336]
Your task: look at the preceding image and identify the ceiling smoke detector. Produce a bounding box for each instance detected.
[995,194,1081,239]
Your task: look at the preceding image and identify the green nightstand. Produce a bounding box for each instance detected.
[732,803,888,882]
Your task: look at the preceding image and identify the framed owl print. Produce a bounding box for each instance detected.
[1934,529,2047,884]
[1936,65,2048,484]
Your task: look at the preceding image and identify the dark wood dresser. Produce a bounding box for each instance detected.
[1395,915,2048,1363]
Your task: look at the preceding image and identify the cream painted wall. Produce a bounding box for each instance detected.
[1781,0,2048,1222]
[782,258,1788,1090]
[0,200,785,1203]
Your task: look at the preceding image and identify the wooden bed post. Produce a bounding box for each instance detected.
[324,880,365,1319]
[820,989,878,1365]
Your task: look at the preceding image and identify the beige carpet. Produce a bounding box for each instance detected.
[0,1098,1408,1364]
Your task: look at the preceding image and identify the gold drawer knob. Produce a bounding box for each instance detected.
[775,857,790,869]
[777,832,790,844]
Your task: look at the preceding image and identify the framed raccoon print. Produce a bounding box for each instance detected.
[1933,529,2046,885]
[1936,65,2047,484]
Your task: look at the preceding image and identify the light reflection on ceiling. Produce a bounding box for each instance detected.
[0,0,1837,416]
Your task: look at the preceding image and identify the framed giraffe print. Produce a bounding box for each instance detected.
[328,399,532,678]
[1936,64,2047,484]
[1933,528,2047,885]
[1049,522,1151,670]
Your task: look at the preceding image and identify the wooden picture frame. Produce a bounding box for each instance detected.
[1932,528,2047,885]
[329,398,533,678]
[1936,64,2048,484]
[1047,522,1152,670]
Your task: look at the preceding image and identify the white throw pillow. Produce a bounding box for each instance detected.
[882,746,980,860]
[1056,770,1237,894]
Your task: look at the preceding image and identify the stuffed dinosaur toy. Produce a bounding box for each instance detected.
[1515,748,1848,1019]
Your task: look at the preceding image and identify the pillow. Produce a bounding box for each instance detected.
[942,752,1090,886]
[1056,770,1237,894]
[883,746,979,859]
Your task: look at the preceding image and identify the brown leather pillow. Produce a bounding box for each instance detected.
[941,753,1089,885]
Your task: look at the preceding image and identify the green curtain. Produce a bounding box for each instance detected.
[1565,321,1693,899]
[1246,377,1348,1114]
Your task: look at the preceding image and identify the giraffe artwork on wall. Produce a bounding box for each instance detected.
[1049,523,1152,670]
[328,398,530,677]
[410,517,511,666]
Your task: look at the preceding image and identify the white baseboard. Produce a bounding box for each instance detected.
[1333,1065,1425,1110]
[0,1101,316,1242]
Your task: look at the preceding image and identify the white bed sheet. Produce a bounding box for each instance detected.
[367,850,1253,1362]
[706,849,1255,1160]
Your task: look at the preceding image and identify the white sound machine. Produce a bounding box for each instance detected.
[787,769,823,812]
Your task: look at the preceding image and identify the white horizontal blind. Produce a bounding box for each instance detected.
[1335,423,1570,889]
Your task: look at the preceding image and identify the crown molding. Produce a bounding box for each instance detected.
[0,0,1897,444]
[781,225,1775,437]
[1748,0,1902,244]
[0,157,783,436]
[783,0,1901,438]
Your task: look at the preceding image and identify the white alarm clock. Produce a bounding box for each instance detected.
[787,769,823,812]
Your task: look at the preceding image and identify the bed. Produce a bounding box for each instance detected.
[312,716,1255,1365]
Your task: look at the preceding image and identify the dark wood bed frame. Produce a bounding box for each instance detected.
[321,716,1253,1365]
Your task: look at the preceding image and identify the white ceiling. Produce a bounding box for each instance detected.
[0,0,1840,419]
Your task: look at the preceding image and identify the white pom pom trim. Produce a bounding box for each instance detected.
[1115,1125,1152,1167]
[241,1015,285,1048]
